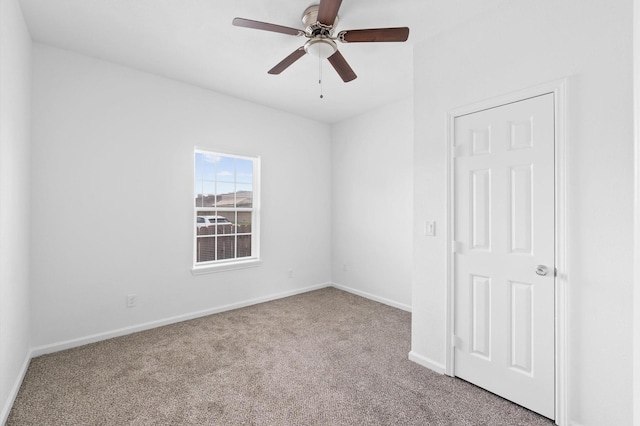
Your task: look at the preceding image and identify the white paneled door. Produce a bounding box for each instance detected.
[453,94,555,419]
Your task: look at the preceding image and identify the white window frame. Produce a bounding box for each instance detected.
[192,148,261,274]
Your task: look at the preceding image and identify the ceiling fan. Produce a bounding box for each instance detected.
[232,0,409,83]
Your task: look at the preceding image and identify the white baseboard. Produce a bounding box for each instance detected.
[30,282,410,358]
[331,282,412,312]
[1,348,32,425]
[31,282,332,357]
[408,350,446,375]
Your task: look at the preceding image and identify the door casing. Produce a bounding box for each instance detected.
[445,79,568,425]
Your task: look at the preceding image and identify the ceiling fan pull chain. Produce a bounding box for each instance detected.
[319,55,324,99]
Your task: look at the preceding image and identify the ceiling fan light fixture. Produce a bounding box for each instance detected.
[304,38,337,59]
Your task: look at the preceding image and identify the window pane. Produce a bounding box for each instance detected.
[196,211,216,236]
[196,236,216,262]
[197,181,216,207]
[217,236,235,260]
[197,226,215,236]
[236,184,252,208]
[217,156,235,182]
[236,212,252,234]
[237,235,251,258]
[236,158,253,184]
[194,179,203,207]
[195,152,215,181]
[217,212,236,235]
[216,182,235,207]
[197,211,238,236]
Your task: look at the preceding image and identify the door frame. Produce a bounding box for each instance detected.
[445,79,568,425]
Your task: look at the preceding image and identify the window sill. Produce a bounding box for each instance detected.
[191,258,262,275]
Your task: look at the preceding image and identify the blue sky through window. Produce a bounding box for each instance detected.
[195,151,254,199]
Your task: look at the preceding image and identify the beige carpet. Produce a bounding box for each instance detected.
[8,287,554,425]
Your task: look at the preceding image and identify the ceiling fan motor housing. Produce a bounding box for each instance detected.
[302,5,338,35]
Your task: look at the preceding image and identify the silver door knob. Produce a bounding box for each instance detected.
[535,265,549,276]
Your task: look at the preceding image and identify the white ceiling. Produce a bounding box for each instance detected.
[18,0,505,123]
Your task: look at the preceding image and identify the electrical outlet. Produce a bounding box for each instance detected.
[288,269,294,278]
[126,294,137,308]
[343,263,348,272]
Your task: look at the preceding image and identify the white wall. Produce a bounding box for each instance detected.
[330,99,414,310]
[634,1,640,423]
[0,0,32,421]
[30,44,332,350]
[411,1,634,425]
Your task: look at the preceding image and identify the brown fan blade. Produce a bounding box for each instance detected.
[232,18,304,36]
[317,0,342,26]
[268,47,307,75]
[327,50,357,82]
[339,27,410,43]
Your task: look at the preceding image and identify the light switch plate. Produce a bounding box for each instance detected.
[425,221,436,236]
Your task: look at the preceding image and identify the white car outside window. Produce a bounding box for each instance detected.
[196,216,234,229]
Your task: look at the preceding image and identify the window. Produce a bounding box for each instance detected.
[193,149,260,272]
